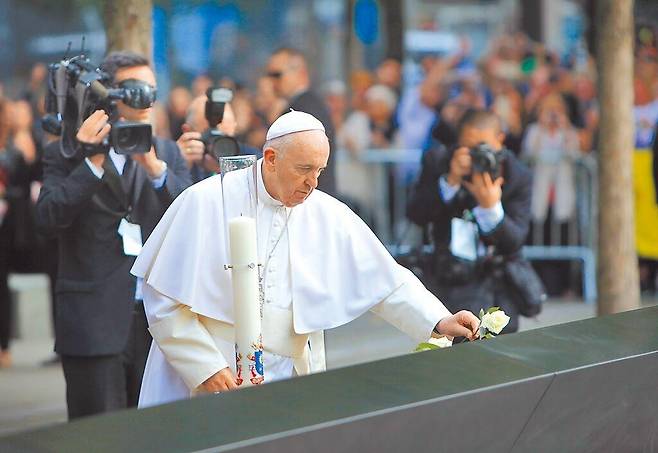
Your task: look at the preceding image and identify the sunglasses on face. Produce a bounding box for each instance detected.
[266,70,283,79]
[116,79,158,109]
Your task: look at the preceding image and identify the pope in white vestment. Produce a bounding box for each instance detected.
[132,111,480,408]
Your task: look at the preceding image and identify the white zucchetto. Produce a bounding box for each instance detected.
[266,110,325,141]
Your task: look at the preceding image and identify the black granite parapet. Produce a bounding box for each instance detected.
[2,306,657,453]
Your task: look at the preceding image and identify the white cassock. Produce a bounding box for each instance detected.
[132,160,452,408]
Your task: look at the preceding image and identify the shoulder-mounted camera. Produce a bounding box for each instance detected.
[42,51,153,159]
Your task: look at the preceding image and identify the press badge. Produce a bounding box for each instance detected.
[118,218,143,256]
[450,217,478,261]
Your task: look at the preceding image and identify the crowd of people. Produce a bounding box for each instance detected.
[0,26,657,420]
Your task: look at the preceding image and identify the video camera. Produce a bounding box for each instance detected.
[201,87,240,160]
[42,52,153,159]
[468,142,506,180]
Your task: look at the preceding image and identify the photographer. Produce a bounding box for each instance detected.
[36,51,191,419]
[407,109,534,334]
[177,93,260,183]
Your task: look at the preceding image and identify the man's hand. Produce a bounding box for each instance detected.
[132,146,166,179]
[201,367,239,393]
[177,124,205,168]
[77,110,111,145]
[462,172,503,209]
[447,147,471,186]
[435,310,480,341]
[77,110,111,168]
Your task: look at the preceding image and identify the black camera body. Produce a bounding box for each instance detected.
[42,53,152,159]
[201,87,240,160]
[468,143,506,180]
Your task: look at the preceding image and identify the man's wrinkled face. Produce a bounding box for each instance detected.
[114,65,157,124]
[459,126,504,151]
[264,130,329,207]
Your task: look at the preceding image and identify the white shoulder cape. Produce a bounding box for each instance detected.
[131,168,417,334]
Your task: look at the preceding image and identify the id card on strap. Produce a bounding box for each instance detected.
[118,218,143,256]
[450,217,478,261]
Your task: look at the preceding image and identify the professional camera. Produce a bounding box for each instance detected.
[201,87,240,160]
[468,142,506,180]
[42,53,153,159]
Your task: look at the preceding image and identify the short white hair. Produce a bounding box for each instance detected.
[263,133,294,156]
[365,84,398,111]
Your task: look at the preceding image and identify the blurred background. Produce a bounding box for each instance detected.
[1,0,657,436]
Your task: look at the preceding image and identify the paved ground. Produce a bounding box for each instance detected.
[0,274,655,437]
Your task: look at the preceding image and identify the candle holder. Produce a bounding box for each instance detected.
[219,155,264,387]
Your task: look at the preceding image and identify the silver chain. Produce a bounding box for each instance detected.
[258,207,292,319]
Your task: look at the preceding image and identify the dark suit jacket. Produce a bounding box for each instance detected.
[36,137,192,356]
[286,90,336,196]
[407,147,532,332]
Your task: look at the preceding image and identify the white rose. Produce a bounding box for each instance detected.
[427,336,453,348]
[480,310,510,334]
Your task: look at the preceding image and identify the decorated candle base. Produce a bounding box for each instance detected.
[235,336,264,387]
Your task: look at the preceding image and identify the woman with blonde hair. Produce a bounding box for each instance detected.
[522,93,581,224]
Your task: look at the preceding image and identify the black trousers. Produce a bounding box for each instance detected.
[61,301,151,420]
[0,243,11,352]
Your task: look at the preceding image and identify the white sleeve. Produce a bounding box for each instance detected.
[143,283,230,391]
[438,175,460,202]
[369,278,452,343]
[84,157,105,178]
[472,201,505,233]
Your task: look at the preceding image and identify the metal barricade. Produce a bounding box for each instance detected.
[335,148,422,244]
[522,156,598,303]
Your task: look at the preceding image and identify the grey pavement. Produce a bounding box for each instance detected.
[1,274,655,437]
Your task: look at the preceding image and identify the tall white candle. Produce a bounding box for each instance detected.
[228,216,264,387]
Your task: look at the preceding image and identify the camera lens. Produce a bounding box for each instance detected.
[210,136,240,159]
[112,122,152,155]
[117,128,136,150]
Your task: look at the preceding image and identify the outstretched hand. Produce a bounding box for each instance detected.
[435,310,480,341]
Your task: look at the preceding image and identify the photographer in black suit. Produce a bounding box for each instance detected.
[36,51,191,419]
[407,110,533,334]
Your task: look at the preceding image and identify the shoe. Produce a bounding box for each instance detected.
[0,350,12,368]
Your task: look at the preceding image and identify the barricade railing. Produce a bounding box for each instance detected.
[522,156,598,303]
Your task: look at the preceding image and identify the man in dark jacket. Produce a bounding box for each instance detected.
[36,51,192,419]
[266,48,336,196]
[407,109,532,333]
